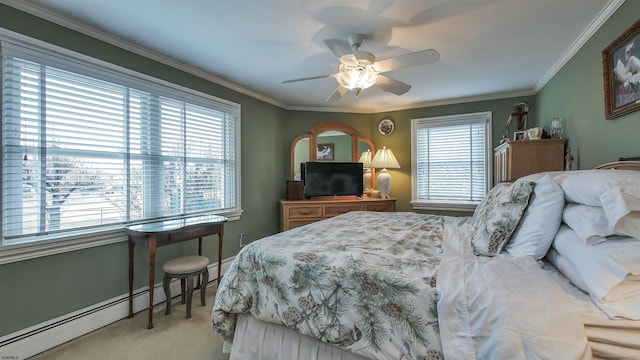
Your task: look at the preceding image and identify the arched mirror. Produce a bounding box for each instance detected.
[290,122,375,190]
[291,134,310,180]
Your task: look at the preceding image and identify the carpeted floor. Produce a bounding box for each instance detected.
[29,287,229,360]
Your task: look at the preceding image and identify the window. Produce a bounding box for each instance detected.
[1,33,240,257]
[411,112,492,211]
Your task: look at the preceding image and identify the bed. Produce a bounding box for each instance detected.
[212,161,640,360]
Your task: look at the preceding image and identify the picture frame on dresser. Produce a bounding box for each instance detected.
[513,130,527,140]
[602,17,640,119]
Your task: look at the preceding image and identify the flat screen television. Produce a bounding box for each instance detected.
[303,162,363,199]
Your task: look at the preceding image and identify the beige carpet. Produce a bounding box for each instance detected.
[29,287,229,360]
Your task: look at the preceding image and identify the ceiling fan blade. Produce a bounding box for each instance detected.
[281,73,336,84]
[323,38,352,58]
[374,75,411,95]
[326,86,348,102]
[375,49,440,73]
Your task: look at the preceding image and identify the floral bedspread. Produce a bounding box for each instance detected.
[212,211,445,360]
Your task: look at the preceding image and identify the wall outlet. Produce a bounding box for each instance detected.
[239,232,246,248]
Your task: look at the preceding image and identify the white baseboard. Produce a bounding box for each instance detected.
[0,257,234,359]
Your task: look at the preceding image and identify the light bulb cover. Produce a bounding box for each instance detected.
[336,63,378,91]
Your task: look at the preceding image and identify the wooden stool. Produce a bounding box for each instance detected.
[162,255,209,319]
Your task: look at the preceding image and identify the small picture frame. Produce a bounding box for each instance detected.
[513,131,527,141]
[316,143,334,161]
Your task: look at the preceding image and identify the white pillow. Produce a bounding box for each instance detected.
[519,171,565,183]
[546,247,588,292]
[562,204,620,245]
[552,225,640,320]
[600,186,640,240]
[553,169,640,239]
[507,174,564,259]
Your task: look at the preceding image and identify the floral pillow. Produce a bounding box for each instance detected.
[471,180,535,256]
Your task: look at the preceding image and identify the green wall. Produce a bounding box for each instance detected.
[1,1,639,338]
[284,96,536,215]
[0,5,288,336]
[535,1,640,169]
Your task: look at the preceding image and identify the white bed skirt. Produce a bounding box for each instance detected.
[229,313,370,360]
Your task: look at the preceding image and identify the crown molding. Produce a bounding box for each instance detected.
[535,0,625,92]
[394,90,538,113]
[0,0,288,110]
[286,89,536,114]
[1,0,622,115]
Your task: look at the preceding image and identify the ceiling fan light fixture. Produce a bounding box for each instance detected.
[283,34,439,101]
[336,62,378,91]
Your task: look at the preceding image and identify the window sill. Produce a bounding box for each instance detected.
[410,201,478,213]
[0,210,242,265]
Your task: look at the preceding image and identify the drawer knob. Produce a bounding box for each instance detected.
[298,209,312,215]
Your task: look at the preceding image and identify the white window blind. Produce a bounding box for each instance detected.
[2,38,240,246]
[411,112,491,211]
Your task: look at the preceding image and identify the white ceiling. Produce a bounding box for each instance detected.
[6,0,624,113]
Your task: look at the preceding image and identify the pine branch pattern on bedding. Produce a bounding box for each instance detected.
[213,212,445,360]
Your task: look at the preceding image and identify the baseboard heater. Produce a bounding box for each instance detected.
[0,258,233,359]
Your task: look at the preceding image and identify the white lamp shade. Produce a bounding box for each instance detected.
[370,146,400,169]
[359,149,373,191]
[358,149,372,168]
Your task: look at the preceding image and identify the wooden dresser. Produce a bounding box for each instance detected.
[494,139,566,183]
[280,198,396,231]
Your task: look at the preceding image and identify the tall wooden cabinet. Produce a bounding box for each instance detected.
[494,139,566,183]
[280,198,396,231]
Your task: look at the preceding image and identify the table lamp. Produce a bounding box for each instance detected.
[370,146,400,198]
[358,149,372,192]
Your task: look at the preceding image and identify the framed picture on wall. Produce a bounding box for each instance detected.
[316,143,334,161]
[602,18,640,119]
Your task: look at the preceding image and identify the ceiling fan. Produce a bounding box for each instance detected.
[282,34,440,102]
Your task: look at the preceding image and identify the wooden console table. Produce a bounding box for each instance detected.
[125,214,227,329]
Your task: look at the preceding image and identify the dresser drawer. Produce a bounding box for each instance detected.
[287,206,322,218]
[364,203,394,212]
[287,219,319,229]
[324,204,362,217]
[280,198,397,232]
